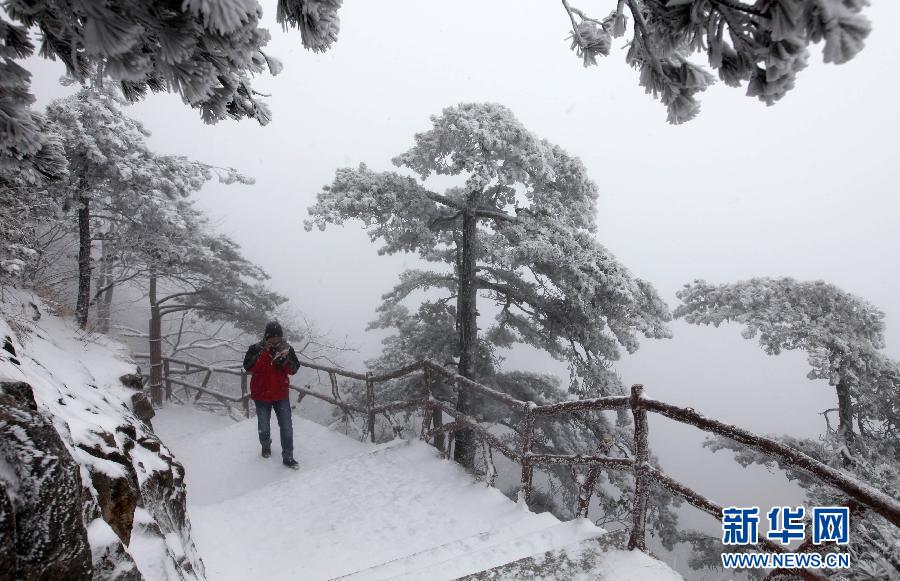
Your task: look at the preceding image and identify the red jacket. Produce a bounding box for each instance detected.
[244,344,299,402]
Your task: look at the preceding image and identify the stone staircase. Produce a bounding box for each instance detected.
[154,405,683,581]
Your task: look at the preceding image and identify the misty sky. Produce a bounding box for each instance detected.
[26,0,900,573]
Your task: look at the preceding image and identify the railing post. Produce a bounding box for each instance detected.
[240,370,250,418]
[519,403,535,506]
[420,364,434,442]
[163,358,172,401]
[419,364,444,452]
[628,384,649,551]
[432,408,445,453]
[366,372,375,443]
[445,376,463,459]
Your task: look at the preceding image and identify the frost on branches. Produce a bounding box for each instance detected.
[675,277,900,579]
[0,51,67,281]
[1,0,342,172]
[40,89,234,325]
[562,0,872,123]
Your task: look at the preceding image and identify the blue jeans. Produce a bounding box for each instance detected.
[255,398,294,460]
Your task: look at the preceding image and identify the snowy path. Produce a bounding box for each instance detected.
[155,405,682,580]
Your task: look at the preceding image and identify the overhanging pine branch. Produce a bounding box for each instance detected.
[157,290,205,305]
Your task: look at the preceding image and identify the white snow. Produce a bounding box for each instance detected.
[580,548,685,581]
[128,507,181,581]
[155,404,685,580]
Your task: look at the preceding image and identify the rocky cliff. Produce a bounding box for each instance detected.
[0,293,204,580]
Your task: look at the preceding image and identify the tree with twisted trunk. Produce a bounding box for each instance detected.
[307,102,672,469]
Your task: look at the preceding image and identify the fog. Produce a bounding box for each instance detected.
[27,0,900,576]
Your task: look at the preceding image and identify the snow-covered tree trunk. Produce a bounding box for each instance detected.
[148,271,164,406]
[454,205,478,468]
[95,238,114,334]
[100,281,114,333]
[75,191,92,329]
[836,379,855,440]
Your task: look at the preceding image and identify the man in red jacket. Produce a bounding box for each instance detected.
[243,321,301,469]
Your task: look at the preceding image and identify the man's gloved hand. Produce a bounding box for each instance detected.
[271,341,292,368]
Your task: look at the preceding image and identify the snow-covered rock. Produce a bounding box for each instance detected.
[0,379,93,579]
[0,290,204,580]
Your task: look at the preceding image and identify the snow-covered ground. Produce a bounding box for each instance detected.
[155,405,684,580]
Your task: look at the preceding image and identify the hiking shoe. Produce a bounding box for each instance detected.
[283,458,299,470]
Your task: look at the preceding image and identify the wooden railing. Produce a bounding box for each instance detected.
[134,354,900,581]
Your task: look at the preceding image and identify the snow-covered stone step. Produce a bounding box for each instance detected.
[380,519,607,581]
[334,513,561,580]
[459,537,684,581]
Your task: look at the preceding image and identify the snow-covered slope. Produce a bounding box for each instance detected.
[0,291,204,579]
[155,405,685,581]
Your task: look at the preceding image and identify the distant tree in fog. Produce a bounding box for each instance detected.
[42,87,254,329]
[675,277,900,579]
[675,277,896,453]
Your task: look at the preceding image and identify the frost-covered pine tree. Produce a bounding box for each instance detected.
[306,103,679,542]
[44,88,158,328]
[308,102,672,396]
[561,0,871,123]
[675,277,900,578]
[675,277,893,454]
[43,88,253,329]
[2,0,342,172]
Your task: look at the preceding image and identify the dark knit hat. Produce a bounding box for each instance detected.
[264,320,283,339]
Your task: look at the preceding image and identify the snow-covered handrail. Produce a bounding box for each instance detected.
[641,397,900,529]
[425,361,528,408]
[143,352,900,579]
[531,395,630,415]
[296,358,369,381]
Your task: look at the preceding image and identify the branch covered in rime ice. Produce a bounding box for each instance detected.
[1,0,343,174]
[2,0,874,177]
[561,0,871,123]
